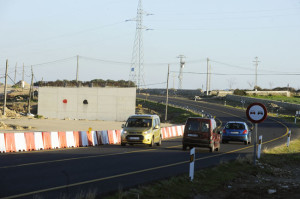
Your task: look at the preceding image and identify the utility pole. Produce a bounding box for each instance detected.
[27,66,34,114]
[253,57,260,91]
[22,63,25,90]
[76,55,79,83]
[14,63,17,84]
[177,55,185,89]
[3,59,8,116]
[165,64,170,121]
[206,58,211,95]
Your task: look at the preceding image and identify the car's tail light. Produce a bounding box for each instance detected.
[242,130,247,134]
[222,129,226,133]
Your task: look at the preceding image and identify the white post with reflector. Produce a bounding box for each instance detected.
[257,135,262,159]
[287,130,291,147]
[189,147,195,181]
[295,111,300,124]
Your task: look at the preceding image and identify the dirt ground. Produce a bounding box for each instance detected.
[195,162,300,199]
[0,112,172,133]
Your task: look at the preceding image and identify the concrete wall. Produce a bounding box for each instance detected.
[226,94,300,112]
[211,90,234,96]
[38,87,136,121]
[246,91,291,97]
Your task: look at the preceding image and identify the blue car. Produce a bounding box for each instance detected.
[222,121,251,145]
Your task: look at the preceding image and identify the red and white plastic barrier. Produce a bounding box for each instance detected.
[0,125,184,153]
[50,132,59,149]
[0,133,6,153]
[97,130,109,145]
[24,132,35,151]
[161,125,184,139]
[35,132,44,150]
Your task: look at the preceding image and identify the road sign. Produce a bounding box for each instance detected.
[246,102,267,166]
[246,102,268,123]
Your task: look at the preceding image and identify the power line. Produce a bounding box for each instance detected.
[171,71,300,76]
[210,60,252,70]
[31,56,75,67]
[155,25,300,32]
[161,7,300,17]
[80,56,130,65]
[140,82,166,87]
[210,59,300,74]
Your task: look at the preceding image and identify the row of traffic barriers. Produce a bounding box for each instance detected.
[0,125,185,153]
[161,125,184,139]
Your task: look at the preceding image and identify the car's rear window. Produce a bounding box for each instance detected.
[126,118,152,127]
[225,123,245,130]
[186,120,209,132]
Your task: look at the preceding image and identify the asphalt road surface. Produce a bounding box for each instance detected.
[0,95,298,199]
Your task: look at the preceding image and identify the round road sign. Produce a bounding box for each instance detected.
[246,102,268,123]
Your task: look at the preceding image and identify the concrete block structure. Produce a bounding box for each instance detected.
[38,87,136,121]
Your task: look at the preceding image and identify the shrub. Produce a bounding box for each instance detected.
[233,89,246,96]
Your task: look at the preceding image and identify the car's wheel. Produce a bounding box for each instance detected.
[121,142,126,146]
[149,137,154,147]
[209,143,215,152]
[182,145,187,151]
[156,135,162,146]
[222,140,226,144]
[244,140,248,145]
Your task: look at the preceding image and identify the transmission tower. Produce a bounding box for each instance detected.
[253,57,260,91]
[206,58,211,95]
[177,55,186,89]
[128,0,152,90]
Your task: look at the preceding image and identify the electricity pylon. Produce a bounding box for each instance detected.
[128,0,152,90]
[177,55,186,89]
[253,57,260,91]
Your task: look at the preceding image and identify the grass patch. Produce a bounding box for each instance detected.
[34,114,44,119]
[248,95,300,104]
[277,114,300,126]
[261,139,300,167]
[136,98,201,124]
[104,158,258,199]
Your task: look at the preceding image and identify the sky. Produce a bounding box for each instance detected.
[1,0,300,90]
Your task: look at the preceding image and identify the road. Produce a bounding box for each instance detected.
[0,95,296,199]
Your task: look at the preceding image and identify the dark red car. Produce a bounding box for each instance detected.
[182,117,221,152]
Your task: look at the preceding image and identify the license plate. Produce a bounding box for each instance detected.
[230,132,239,134]
[129,137,139,140]
[188,134,198,137]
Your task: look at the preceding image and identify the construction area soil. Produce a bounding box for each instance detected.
[0,107,172,133]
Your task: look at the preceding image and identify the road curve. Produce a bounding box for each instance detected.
[0,95,295,199]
